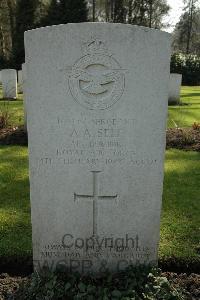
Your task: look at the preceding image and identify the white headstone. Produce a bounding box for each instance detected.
[168,73,182,104]
[0,70,2,83]
[22,64,27,129]
[18,70,23,93]
[1,69,17,99]
[25,23,171,274]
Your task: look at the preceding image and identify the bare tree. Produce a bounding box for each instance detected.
[184,0,198,53]
[92,0,96,21]
[0,0,16,62]
[172,2,200,55]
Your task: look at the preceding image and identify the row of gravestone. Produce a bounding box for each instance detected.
[0,68,182,104]
[0,67,25,99]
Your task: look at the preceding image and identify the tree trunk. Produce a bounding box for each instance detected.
[92,0,96,21]
[186,0,194,54]
[6,0,15,51]
[128,0,133,24]
[149,0,153,28]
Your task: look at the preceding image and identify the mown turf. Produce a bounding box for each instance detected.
[160,149,200,259]
[0,84,24,127]
[0,146,31,257]
[168,86,200,128]
[0,146,199,261]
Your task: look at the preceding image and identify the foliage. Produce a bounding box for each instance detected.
[170,53,200,85]
[0,101,11,129]
[13,0,47,69]
[0,0,16,64]
[88,0,170,29]
[42,0,88,26]
[127,0,170,29]
[0,0,88,69]
[181,129,196,144]
[15,266,185,300]
[172,7,200,55]
[0,91,24,126]
[192,122,200,130]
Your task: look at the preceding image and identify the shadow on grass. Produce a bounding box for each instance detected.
[168,107,200,127]
[0,146,31,258]
[181,92,200,98]
[160,150,200,260]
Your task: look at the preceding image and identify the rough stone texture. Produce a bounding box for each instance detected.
[168,73,182,104]
[1,69,17,99]
[25,23,171,274]
[18,70,23,93]
[22,64,27,129]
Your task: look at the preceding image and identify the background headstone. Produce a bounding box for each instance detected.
[1,69,17,99]
[168,73,182,105]
[0,70,2,83]
[25,23,171,274]
[18,69,23,93]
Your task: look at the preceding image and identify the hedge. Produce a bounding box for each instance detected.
[170,53,200,86]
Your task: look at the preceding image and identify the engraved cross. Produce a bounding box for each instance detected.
[74,171,118,236]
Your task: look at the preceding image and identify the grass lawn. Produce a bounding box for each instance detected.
[0,84,24,127]
[0,148,199,261]
[0,86,199,263]
[168,86,200,128]
[0,146,31,257]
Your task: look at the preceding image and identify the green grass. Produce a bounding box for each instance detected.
[159,149,200,259]
[0,146,199,261]
[0,146,31,257]
[0,84,24,127]
[168,86,200,128]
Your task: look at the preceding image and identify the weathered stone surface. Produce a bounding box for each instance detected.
[1,69,17,99]
[18,70,23,93]
[25,23,171,274]
[168,73,182,104]
[22,64,27,129]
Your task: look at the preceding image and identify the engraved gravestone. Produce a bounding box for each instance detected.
[1,69,17,99]
[168,73,182,104]
[18,69,23,93]
[22,64,27,129]
[25,23,171,274]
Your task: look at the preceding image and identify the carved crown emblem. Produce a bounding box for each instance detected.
[83,38,109,55]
